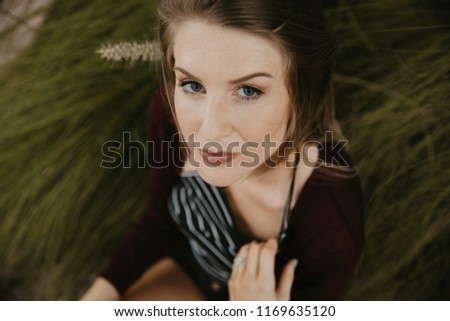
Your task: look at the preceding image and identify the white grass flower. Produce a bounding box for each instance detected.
[96,41,162,63]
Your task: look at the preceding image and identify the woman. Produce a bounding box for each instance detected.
[82,0,364,300]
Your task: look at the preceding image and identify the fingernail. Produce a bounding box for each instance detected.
[293,259,299,269]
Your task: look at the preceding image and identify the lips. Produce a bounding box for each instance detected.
[199,149,240,166]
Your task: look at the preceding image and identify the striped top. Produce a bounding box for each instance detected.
[167,154,300,285]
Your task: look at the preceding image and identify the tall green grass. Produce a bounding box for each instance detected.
[0,0,448,299]
[330,0,450,299]
[0,0,161,299]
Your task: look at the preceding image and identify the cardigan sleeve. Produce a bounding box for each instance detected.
[99,89,184,295]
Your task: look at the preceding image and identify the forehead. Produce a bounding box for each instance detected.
[172,20,285,77]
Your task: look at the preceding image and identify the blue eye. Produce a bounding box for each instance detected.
[177,80,204,95]
[188,82,203,92]
[237,86,263,100]
[242,87,256,96]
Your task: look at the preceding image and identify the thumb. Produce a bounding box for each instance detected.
[276,259,298,300]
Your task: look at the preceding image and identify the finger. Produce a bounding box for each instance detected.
[243,241,261,276]
[229,246,249,300]
[231,244,249,280]
[257,238,278,282]
[276,259,298,300]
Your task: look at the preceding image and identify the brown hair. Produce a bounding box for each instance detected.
[157,0,352,177]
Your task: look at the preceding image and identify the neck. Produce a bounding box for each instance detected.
[229,148,299,189]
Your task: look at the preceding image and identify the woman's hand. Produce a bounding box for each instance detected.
[80,277,120,301]
[228,238,298,300]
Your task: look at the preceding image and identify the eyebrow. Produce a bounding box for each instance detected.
[173,66,273,84]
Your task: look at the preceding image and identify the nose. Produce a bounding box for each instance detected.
[199,94,232,142]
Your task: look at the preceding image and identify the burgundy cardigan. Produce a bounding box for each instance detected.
[100,89,365,300]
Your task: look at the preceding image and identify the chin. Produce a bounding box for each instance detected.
[197,166,240,187]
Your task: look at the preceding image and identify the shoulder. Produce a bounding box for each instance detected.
[304,139,363,215]
[283,152,365,299]
[293,140,360,205]
[289,140,365,258]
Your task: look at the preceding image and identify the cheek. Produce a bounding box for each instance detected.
[244,100,290,143]
[256,85,290,126]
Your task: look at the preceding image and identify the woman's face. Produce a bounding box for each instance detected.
[173,20,291,187]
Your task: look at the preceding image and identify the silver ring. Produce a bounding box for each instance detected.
[233,256,246,266]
